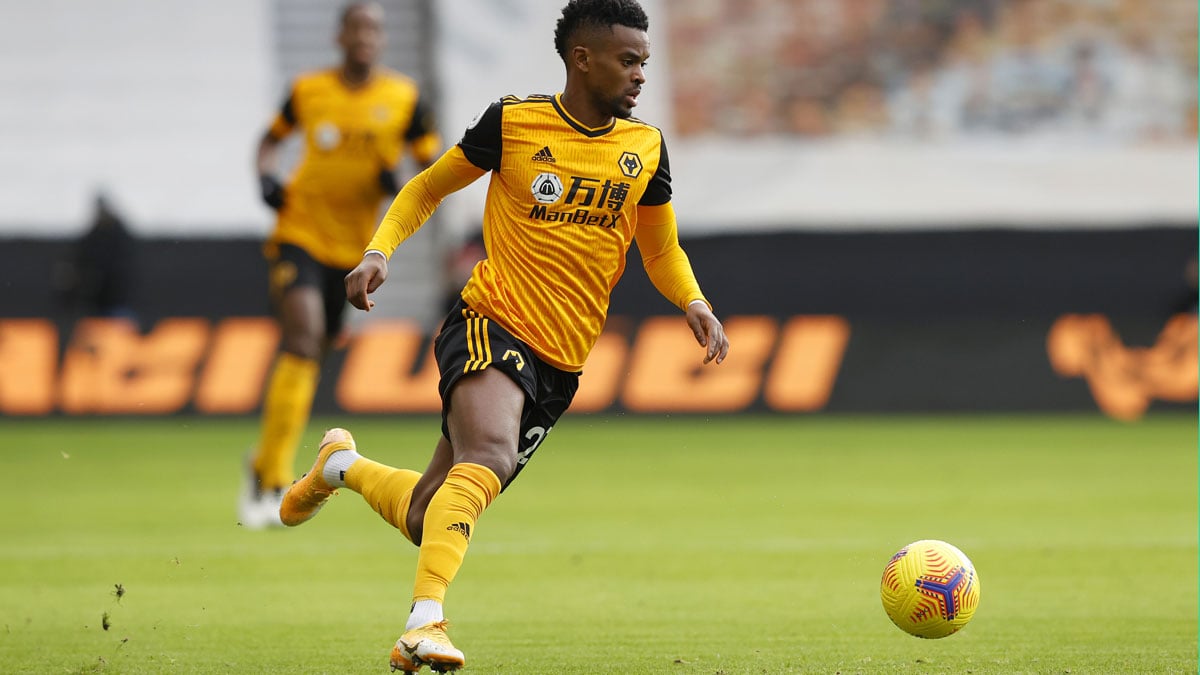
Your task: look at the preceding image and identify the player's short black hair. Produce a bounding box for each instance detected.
[554,0,650,61]
[340,1,380,27]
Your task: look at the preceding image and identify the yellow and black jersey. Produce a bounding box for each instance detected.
[266,68,440,269]
[369,93,707,371]
[456,94,674,370]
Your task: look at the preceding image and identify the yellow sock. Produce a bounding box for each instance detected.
[254,352,319,489]
[412,463,501,603]
[345,458,422,543]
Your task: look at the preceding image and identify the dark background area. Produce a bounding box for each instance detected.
[4,225,1195,325]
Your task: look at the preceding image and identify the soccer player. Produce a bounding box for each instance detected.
[280,0,729,670]
[239,1,441,529]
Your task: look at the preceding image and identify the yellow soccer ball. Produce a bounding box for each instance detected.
[880,539,980,638]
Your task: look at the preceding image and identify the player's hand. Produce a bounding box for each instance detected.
[378,166,400,194]
[259,174,286,210]
[345,253,388,311]
[686,301,729,365]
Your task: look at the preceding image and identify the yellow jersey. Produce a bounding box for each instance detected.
[369,93,707,371]
[266,68,439,269]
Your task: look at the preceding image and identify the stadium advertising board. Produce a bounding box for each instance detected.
[1,310,1191,420]
[1,228,1194,420]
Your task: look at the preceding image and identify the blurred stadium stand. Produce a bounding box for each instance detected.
[0,0,1194,418]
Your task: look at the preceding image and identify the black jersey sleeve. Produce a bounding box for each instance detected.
[639,133,672,206]
[404,94,436,141]
[280,94,296,125]
[266,83,298,141]
[457,100,503,172]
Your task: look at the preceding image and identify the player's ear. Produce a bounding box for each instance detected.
[571,45,590,73]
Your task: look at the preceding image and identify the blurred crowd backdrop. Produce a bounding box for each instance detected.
[666,0,1196,143]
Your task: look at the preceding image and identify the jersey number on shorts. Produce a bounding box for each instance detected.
[517,425,550,465]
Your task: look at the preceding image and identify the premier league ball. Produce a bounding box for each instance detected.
[880,539,980,638]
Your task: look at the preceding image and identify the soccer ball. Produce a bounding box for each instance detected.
[880,539,980,639]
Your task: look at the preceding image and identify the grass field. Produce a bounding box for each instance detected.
[1,414,1195,674]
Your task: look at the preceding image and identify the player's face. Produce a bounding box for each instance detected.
[339,5,385,68]
[586,25,649,120]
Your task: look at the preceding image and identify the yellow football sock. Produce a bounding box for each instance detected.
[254,352,319,489]
[412,462,501,603]
[344,457,422,543]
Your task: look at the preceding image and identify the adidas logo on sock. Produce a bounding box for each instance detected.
[531,146,555,163]
[447,522,471,539]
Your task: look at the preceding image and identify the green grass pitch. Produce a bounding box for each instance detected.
[1,414,1195,674]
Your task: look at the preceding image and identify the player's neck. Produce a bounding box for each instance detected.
[558,90,612,130]
[339,62,375,88]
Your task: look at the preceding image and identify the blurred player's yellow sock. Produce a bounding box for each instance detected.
[345,458,422,543]
[412,463,501,603]
[254,352,319,489]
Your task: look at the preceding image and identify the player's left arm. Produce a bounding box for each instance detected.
[405,94,442,169]
[380,93,442,193]
[635,201,729,365]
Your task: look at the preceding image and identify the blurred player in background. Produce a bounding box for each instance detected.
[240,1,441,529]
[54,191,138,321]
[278,0,729,670]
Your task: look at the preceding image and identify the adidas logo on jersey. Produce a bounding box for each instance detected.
[447,521,472,539]
[531,146,556,163]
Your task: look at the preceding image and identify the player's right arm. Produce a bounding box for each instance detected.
[256,87,298,210]
[345,145,486,311]
[347,100,501,311]
[348,97,501,309]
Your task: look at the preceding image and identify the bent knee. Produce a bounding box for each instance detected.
[457,438,517,484]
